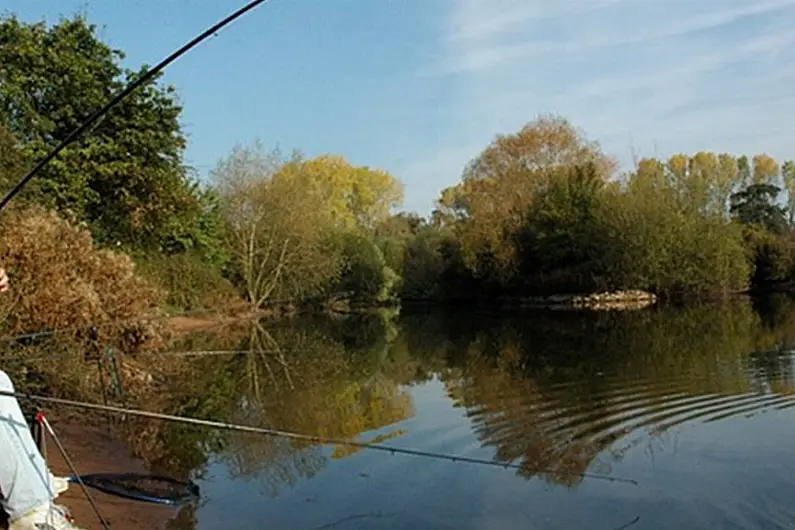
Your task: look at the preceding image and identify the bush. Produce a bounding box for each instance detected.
[335,232,395,303]
[135,252,243,313]
[0,205,165,347]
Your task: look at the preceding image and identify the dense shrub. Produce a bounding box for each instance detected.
[135,252,243,313]
[0,205,165,347]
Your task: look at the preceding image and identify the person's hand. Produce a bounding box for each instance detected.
[0,268,9,293]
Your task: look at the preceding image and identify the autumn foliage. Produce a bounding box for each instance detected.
[397,115,795,301]
[0,205,165,348]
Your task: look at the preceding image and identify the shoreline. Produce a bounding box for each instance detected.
[44,418,184,530]
[1,416,182,530]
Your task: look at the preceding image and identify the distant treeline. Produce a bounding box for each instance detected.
[397,124,795,302]
[2,14,795,317]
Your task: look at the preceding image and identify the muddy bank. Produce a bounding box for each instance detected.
[166,304,298,335]
[1,416,186,530]
[48,419,188,530]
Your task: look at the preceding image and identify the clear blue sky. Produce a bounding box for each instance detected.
[6,0,795,214]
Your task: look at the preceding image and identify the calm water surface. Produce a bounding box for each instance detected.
[161,298,795,530]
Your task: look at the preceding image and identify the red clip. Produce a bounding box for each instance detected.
[35,411,46,424]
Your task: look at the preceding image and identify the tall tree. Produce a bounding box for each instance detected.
[293,155,404,232]
[0,15,208,253]
[783,161,795,225]
[444,114,616,285]
[716,153,740,217]
[730,184,787,233]
[211,143,342,305]
[737,155,752,188]
[752,154,780,186]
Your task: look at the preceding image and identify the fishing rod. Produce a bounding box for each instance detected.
[0,389,639,486]
[0,0,270,212]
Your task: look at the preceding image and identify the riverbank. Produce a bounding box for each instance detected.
[402,290,660,311]
[0,415,182,530]
[46,419,183,530]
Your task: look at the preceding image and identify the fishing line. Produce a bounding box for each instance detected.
[0,301,255,344]
[0,390,639,486]
[0,347,281,365]
[0,0,271,211]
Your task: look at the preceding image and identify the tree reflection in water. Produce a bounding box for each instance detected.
[139,296,795,499]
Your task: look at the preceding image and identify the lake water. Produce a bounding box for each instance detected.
[159,298,795,530]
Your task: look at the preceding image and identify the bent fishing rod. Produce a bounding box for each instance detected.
[0,0,270,212]
[0,389,639,486]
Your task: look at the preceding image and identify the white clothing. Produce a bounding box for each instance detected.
[0,369,58,522]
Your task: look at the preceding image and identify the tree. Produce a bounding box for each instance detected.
[0,122,26,192]
[731,183,792,286]
[782,161,795,225]
[738,155,752,188]
[335,232,396,303]
[520,163,609,292]
[0,15,208,253]
[598,156,750,298]
[730,184,787,233]
[211,143,342,305]
[373,213,424,275]
[716,153,740,217]
[291,155,404,232]
[443,115,616,286]
[752,154,780,186]
[401,227,447,299]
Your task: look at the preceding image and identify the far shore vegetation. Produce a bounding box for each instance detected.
[2,14,795,399]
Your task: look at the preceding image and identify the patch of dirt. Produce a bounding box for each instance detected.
[1,417,185,530]
[167,309,262,335]
[45,419,184,530]
[167,315,227,334]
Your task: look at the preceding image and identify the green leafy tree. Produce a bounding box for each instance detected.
[0,15,212,254]
[334,232,396,303]
[0,122,26,191]
[373,213,424,276]
[520,162,609,293]
[730,184,787,233]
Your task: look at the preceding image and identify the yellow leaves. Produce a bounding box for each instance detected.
[752,154,780,185]
[289,154,404,231]
[468,114,616,182]
[666,153,689,184]
[633,158,667,194]
[716,153,739,192]
[212,143,405,303]
[627,152,786,219]
[689,151,719,182]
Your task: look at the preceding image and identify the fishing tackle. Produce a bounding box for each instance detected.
[65,473,200,507]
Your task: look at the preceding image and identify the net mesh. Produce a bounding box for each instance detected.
[75,473,200,506]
